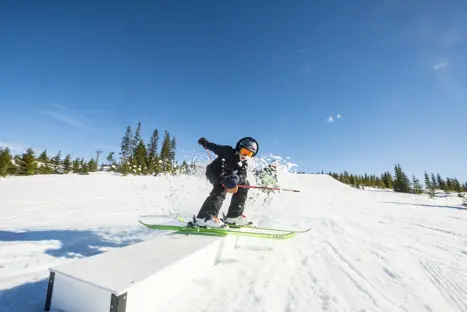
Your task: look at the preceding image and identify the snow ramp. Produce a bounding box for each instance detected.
[280,173,358,197]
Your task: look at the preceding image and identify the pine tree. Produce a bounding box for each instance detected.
[393,163,411,193]
[106,152,115,164]
[169,136,177,173]
[132,122,142,156]
[63,154,72,173]
[18,148,37,175]
[381,171,394,189]
[424,171,431,190]
[431,173,437,189]
[52,150,62,173]
[446,177,453,192]
[37,149,53,174]
[354,176,361,189]
[37,150,48,170]
[105,152,116,171]
[80,158,89,175]
[120,125,132,164]
[342,171,349,184]
[412,175,423,194]
[120,161,130,175]
[129,121,142,173]
[159,130,172,173]
[436,173,445,191]
[452,178,462,193]
[72,158,81,172]
[377,177,386,189]
[88,158,98,172]
[146,129,159,174]
[37,150,49,163]
[423,171,435,198]
[393,165,401,191]
[134,139,147,174]
[0,147,13,177]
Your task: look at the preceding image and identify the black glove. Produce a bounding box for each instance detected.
[222,174,240,193]
[198,137,208,148]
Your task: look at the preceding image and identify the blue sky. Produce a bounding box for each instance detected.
[1,1,466,180]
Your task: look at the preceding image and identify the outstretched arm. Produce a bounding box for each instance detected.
[198,137,233,158]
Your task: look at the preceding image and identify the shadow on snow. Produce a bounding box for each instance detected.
[0,228,146,311]
[0,279,48,312]
[0,228,144,258]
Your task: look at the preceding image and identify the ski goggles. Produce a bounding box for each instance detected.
[239,147,254,157]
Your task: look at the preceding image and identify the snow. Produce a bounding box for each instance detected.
[1,171,467,312]
[50,230,223,294]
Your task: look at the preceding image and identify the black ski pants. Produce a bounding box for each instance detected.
[197,180,250,220]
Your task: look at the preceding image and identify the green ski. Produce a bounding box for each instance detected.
[222,224,311,233]
[176,216,311,234]
[139,220,299,240]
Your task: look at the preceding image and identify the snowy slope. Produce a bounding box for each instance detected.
[1,171,466,312]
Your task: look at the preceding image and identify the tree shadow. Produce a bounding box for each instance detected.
[0,279,48,312]
[381,201,467,211]
[0,229,143,258]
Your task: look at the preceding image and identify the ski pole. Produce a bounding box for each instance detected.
[238,185,300,192]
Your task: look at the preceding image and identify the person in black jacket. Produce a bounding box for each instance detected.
[194,136,259,228]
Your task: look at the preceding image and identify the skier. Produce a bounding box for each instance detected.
[195,136,259,228]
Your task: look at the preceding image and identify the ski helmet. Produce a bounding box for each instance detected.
[236,137,259,157]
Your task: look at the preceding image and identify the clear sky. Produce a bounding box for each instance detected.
[1,0,466,180]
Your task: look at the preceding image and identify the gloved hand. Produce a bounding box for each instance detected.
[198,137,208,148]
[222,174,240,194]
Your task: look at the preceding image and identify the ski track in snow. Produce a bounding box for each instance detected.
[1,172,467,312]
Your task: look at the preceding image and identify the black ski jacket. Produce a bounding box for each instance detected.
[204,142,248,186]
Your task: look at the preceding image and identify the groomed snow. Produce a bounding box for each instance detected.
[1,171,466,312]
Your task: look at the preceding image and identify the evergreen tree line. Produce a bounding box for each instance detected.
[0,147,97,177]
[0,121,201,177]
[327,163,467,196]
[106,121,198,176]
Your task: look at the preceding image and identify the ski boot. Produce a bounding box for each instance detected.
[222,213,255,227]
[188,214,228,229]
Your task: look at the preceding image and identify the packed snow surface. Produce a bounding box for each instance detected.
[1,171,466,312]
